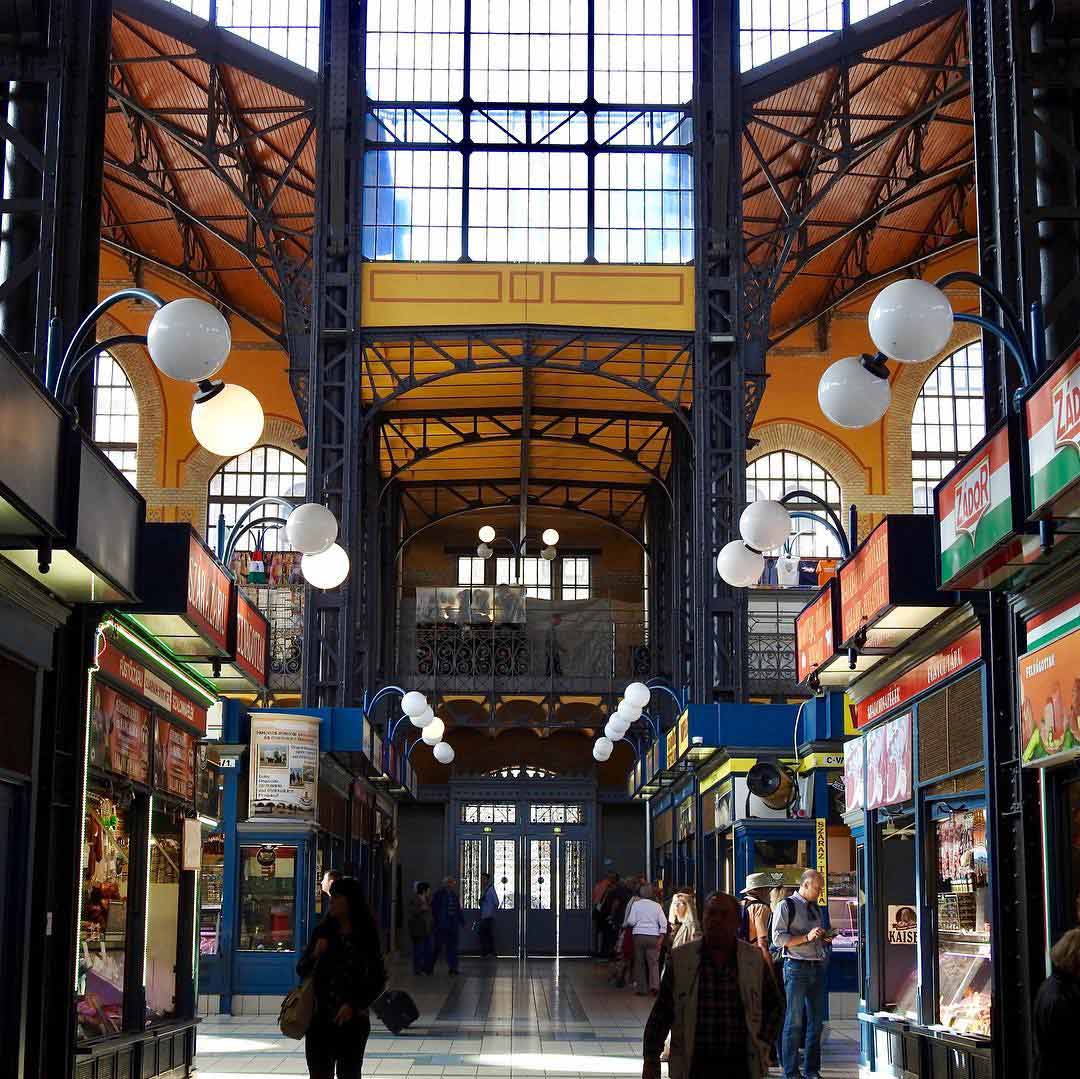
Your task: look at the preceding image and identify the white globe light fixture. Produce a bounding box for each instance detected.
[616,699,641,724]
[592,737,614,762]
[422,717,446,745]
[868,278,953,363]
[477,542,493,559]
[286,503,338,555]
[818,355,892,429]
[540,545,557,561]
[410,706,435,729]
[604,719,626,741]
[739,500,792,552]
[433,741,455,765]
[716,540,765,588]
[300,542,350,590]
[542,528,560,546]
[401,691,429,717]
[624,682,652,710]
[146,297,231,382]
[191,382,264,457]
[478,525,496,544]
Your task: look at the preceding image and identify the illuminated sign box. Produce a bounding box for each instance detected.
[132,525,232,659]
[838,516,957,653]
[933,415,1039,591]
[1025,343,1080,522]
[187,588,271,693]
[794,579,882,687]
[1018,615,1080,768]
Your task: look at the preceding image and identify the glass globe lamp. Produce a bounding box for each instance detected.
[401,691,428,717]
[624,682,651,709]
[716,541,765,588]
[740,500,792,552]
[542,528,560,546]
[433,742,455,764]
[191,382,264,457]
[868,279,953,363]
[300,543,350,589]
[286,503,338,555]
[818,355,892,429]
[147,297,231,382]
[422,717,446,745]
[478,525,496,543]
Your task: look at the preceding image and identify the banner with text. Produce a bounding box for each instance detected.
[248,713,320,821]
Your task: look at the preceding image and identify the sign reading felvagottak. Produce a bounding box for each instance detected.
[248,713,320,821]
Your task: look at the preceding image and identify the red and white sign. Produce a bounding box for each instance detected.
[98,639,208,734]
[1053,363,1080,450]
[953,457,991,541]
[234,590,269,687]
[843,737,865,813]
[186,532,231,654]
[866,712,912,811]
[796,582,837,682]
[855,627,982,728]
[839,520,890,643]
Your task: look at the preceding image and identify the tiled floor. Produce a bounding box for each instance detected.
[193,958,860,1077]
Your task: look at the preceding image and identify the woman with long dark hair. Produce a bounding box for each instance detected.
[297,876,386,1079]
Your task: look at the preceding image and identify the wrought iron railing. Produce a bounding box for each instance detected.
[747,589,813,697]
[397,594,649,698]
[230,550,304,694]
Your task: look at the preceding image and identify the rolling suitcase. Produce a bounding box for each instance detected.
[372,988,420,1034]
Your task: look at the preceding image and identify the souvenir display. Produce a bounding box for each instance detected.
[77,792,130,1041]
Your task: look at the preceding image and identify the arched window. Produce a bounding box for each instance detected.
[207,446,306,553]
[745,451,843,558]
[91,351,138,485]
[911,343,986,514]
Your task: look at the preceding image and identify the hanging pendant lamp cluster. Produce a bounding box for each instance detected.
[594,681,651,761]
[401,692,454,764]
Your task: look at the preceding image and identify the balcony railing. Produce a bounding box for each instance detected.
[747,588,813,698]
[398,589,649,697]
[230,550,303,694]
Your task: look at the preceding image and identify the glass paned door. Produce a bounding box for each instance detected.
[559,838,591,955]
[526,838,557,955]
[458,834,521,957]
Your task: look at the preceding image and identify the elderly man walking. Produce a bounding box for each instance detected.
[772,869,832,1079]
[643,892,784,1079]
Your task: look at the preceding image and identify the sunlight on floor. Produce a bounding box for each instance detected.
[471,1052,643,1073]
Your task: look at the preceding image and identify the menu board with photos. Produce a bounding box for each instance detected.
[88,681,151,783]
[248,713,320,821]
[154,719,196,801]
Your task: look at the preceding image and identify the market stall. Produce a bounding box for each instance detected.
[75,618,215,1079]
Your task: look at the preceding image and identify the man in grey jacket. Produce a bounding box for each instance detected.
[772,869,831,1079]
[642,892,784,1079]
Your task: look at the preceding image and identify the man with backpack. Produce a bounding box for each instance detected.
[739,873,777,965]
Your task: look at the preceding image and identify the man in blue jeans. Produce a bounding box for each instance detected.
[772,869,831,1079]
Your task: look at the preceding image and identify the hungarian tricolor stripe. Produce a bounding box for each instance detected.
[1026,348,1080,516]
[936,426,1015,587]
[1026,593,1080,650]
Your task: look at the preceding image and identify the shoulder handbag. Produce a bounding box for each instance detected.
[279,975,317,1039]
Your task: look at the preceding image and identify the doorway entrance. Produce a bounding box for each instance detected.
[451,778,595,958]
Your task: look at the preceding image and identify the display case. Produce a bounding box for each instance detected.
[931,803,991,1036]
[239,844,298,951]
[199,833,224,957]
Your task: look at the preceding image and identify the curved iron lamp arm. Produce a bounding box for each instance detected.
[216,496,300,560]
[934,270,1028,358]
[778,489,851,557]
[57,334,150,407]
[222,517,289,565]
[47,288,165,395]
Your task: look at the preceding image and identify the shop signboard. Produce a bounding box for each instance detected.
[677,711,689,759]
[865,712,912,811]
[97,636,209,734]
[934,416,1036,590]
[248,712,321,821]
[853,627,982,728]
[154,719,196,801]
[1017,622,1080,767]
[132,524,232,659]
[233,590,270,688]
[714,784,734,830]
[887,904,918,944]
[650,740,660,779]
[665,727,678,770]
[88,681,151,783]
[838,516,956,653]
[815,817,828,906]
[843,737,865,813]
[795,580,841,684]
[1026,343,1080,520]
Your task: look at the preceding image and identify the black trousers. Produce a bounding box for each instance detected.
[305,1012,371,1079]
[479,916,496,956]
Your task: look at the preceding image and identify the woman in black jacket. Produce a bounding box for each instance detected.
[297,876,386,1079]
[1034,928,1080,1079]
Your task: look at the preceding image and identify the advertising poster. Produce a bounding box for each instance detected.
[154,719,196,801]
[865,713,912,810]
[1018,624,1080,766]
[88,681,151,783]
[887,904,918,944]
[248,713,320,821]
[843,737,865,813]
